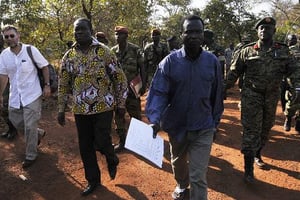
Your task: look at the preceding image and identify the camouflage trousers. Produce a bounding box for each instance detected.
[240,87,279,156]
[114,94,141,133]
[284,90,300,118]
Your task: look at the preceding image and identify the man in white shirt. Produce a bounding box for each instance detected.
[0,25,50,168]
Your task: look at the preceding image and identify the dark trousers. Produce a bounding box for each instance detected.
[74,111,116,184]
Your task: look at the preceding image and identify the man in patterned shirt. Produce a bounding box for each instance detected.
[57,18,127,196]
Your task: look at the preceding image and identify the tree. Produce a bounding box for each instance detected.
[202,0,258,46]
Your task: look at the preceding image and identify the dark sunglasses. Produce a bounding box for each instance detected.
[4,34,15,39]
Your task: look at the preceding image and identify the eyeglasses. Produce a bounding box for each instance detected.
[4,34,15,39]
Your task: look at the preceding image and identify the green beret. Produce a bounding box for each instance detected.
[255,17,276,29]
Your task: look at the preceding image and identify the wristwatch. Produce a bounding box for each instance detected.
[44,83,50,86]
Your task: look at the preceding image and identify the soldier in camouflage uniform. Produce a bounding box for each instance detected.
[0,32,17,140]
[111,26,146,152]
[143,29,169,86]
[226,17,300,183]
[283,34,300,133]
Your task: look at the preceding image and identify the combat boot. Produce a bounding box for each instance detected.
[244,155,254,183]
[114,129,126,153]
[254,147,266,169]
[283,116,292,131]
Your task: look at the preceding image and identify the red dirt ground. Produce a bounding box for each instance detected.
[0,85,299,200]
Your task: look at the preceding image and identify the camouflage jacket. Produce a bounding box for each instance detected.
[143,42,169,80]
[58,41,128,114]
[111,42,144,83]
[227,40,300,93]
[287,44,300,87]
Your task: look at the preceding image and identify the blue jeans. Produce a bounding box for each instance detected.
[169,128,214,200]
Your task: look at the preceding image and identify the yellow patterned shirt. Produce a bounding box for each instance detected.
[58,41,128,115]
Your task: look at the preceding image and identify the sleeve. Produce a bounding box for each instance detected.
[105,50,128,109]
[57,52,72,113]
[145,59,170,125]
[30,45,49,68]
[226,47,245,89]
[211,59,224,127]
[0,54,8,75]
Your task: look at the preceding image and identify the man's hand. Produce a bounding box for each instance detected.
[150,124,160,139]
[43,85,51,98]
[57,112,65,126]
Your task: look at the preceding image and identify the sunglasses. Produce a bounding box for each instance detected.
[4,34,15,39]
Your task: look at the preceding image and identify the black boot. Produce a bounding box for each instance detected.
[254,147,266,169]
[283,116,292,131]
[244,155,254,183]
[114,129,126,153]
[295,119,300,134]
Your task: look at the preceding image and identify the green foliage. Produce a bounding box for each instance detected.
[0,0,299,63]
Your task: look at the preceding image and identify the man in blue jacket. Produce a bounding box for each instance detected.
[146,15,224,200]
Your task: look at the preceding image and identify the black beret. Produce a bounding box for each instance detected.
[255,17,276,29]
[204,29,214,38]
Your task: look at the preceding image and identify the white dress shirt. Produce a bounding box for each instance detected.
[0,44,49,108]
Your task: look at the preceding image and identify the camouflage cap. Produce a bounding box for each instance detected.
[255,17,276,29]
[115,26,128,34]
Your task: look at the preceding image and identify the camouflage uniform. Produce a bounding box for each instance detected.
[227,41,300,156]
[284,44,300,130]
[143,41,169,85]
[111,42,144,132]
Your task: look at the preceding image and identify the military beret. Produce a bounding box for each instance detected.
[255,17,276,29]
[151,28,161,36]
[95,32,106,38]
[115,26,128,34]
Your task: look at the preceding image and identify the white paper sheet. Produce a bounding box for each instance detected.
[125,118,164,168]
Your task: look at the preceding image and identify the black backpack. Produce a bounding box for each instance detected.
[26,46,58,93]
